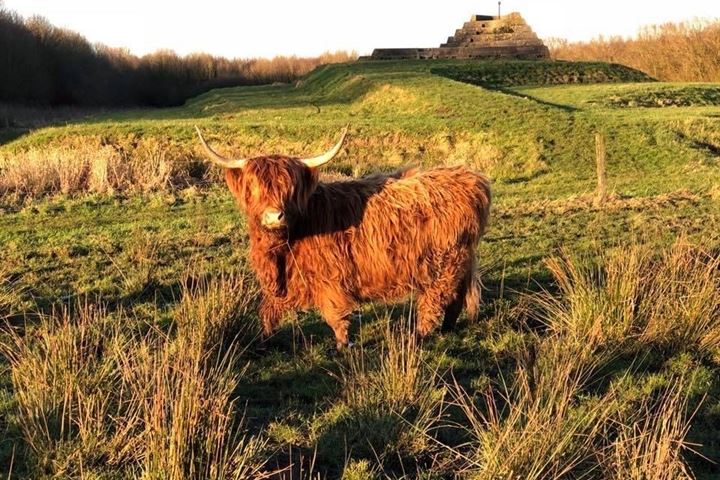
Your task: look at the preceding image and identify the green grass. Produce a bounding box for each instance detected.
[1,59,720,478]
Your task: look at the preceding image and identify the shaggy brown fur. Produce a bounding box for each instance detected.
[223,154,491,349]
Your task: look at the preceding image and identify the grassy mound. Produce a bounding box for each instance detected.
[432,60,654,87]
[1,58,720,478]
[600,85,720,108]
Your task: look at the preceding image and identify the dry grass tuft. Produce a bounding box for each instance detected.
[444,240,715,478]
[601,380,698,480]
[538,241,720,355]
[326,320,445,462]
[120,331,266,480]
[447,341,702,479]
[0,271,267,478]
[450,337,610,479]
[343,322,438,412]
[641,243,720,352]
[540,245,648,350]
[1,304,138,472]
[0,136,200,202]
[0,263,20,318]
[174,268,261,350]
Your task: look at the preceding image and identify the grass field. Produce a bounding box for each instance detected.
[1,60,720,479]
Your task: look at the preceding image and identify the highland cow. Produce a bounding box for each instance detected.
[195,126,491,350]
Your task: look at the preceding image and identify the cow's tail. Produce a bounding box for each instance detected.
[465,173,491,322]
[464,256,482,322]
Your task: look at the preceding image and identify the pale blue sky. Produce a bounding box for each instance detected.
[4,0,719,58]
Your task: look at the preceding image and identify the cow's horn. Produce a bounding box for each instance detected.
[195,126,248,169]
[299,126,349,168]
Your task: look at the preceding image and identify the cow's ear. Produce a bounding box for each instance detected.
[298,166,320,208]
[225,169,244,205]
[304,166,320,189]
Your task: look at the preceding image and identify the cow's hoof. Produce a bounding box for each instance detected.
[255,343,269,354]
[327,341,355,358]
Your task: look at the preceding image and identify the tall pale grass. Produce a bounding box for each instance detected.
[0,262,19,318]
[343,324,429,409]
[1,126,545,203]
[174,269,261,351]
[120,332,265,480]
[641,243,720,352]
[602,381,697,480]
[1,304,139,471]
[448,327,701,479]
[0,137,200,201]
[448,336,702,479]
[0,271,267,478]
[133,270,265,479]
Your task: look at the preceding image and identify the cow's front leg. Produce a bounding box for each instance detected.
[318,294,355,352]
[328,315,351,352]
[259,295,286,338]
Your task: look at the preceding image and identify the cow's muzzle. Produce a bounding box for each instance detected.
[261,208,286,230]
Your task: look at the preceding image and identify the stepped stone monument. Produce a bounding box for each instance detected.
[364,12,550,60]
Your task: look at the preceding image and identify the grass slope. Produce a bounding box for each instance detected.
[1,60,719,478]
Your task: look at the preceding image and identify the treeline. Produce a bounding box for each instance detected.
[0,4,355,107]
[548,19,720,82]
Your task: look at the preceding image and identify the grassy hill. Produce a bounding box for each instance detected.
[1,60,719,478]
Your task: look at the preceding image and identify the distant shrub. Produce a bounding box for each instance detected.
[550,19,720,82]
[0,5,356,107]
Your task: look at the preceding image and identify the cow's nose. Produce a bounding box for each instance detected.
[261,209,285,228]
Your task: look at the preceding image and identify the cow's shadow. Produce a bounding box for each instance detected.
[292,169,413,240]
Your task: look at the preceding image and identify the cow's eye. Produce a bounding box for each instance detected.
[243,178,262,204]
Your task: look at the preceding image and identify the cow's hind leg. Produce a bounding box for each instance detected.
[416,281,467,337]
[442,256,481,332]
[415,289,445,338]
[441,276,468,333]
[417,250,474,337]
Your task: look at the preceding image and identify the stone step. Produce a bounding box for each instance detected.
[458,40,546,48]
[470,14,494,21]
[444,36,542,48]
[370,11,550,60]
[455,30,540,40]
[434,45,550,60]
[461,34,542,43]
[458,25,534,36]
[451,29,536,42]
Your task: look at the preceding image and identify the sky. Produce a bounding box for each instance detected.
[3,0,720,59]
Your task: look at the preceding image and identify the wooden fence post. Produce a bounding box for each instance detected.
[595,133,607,207]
